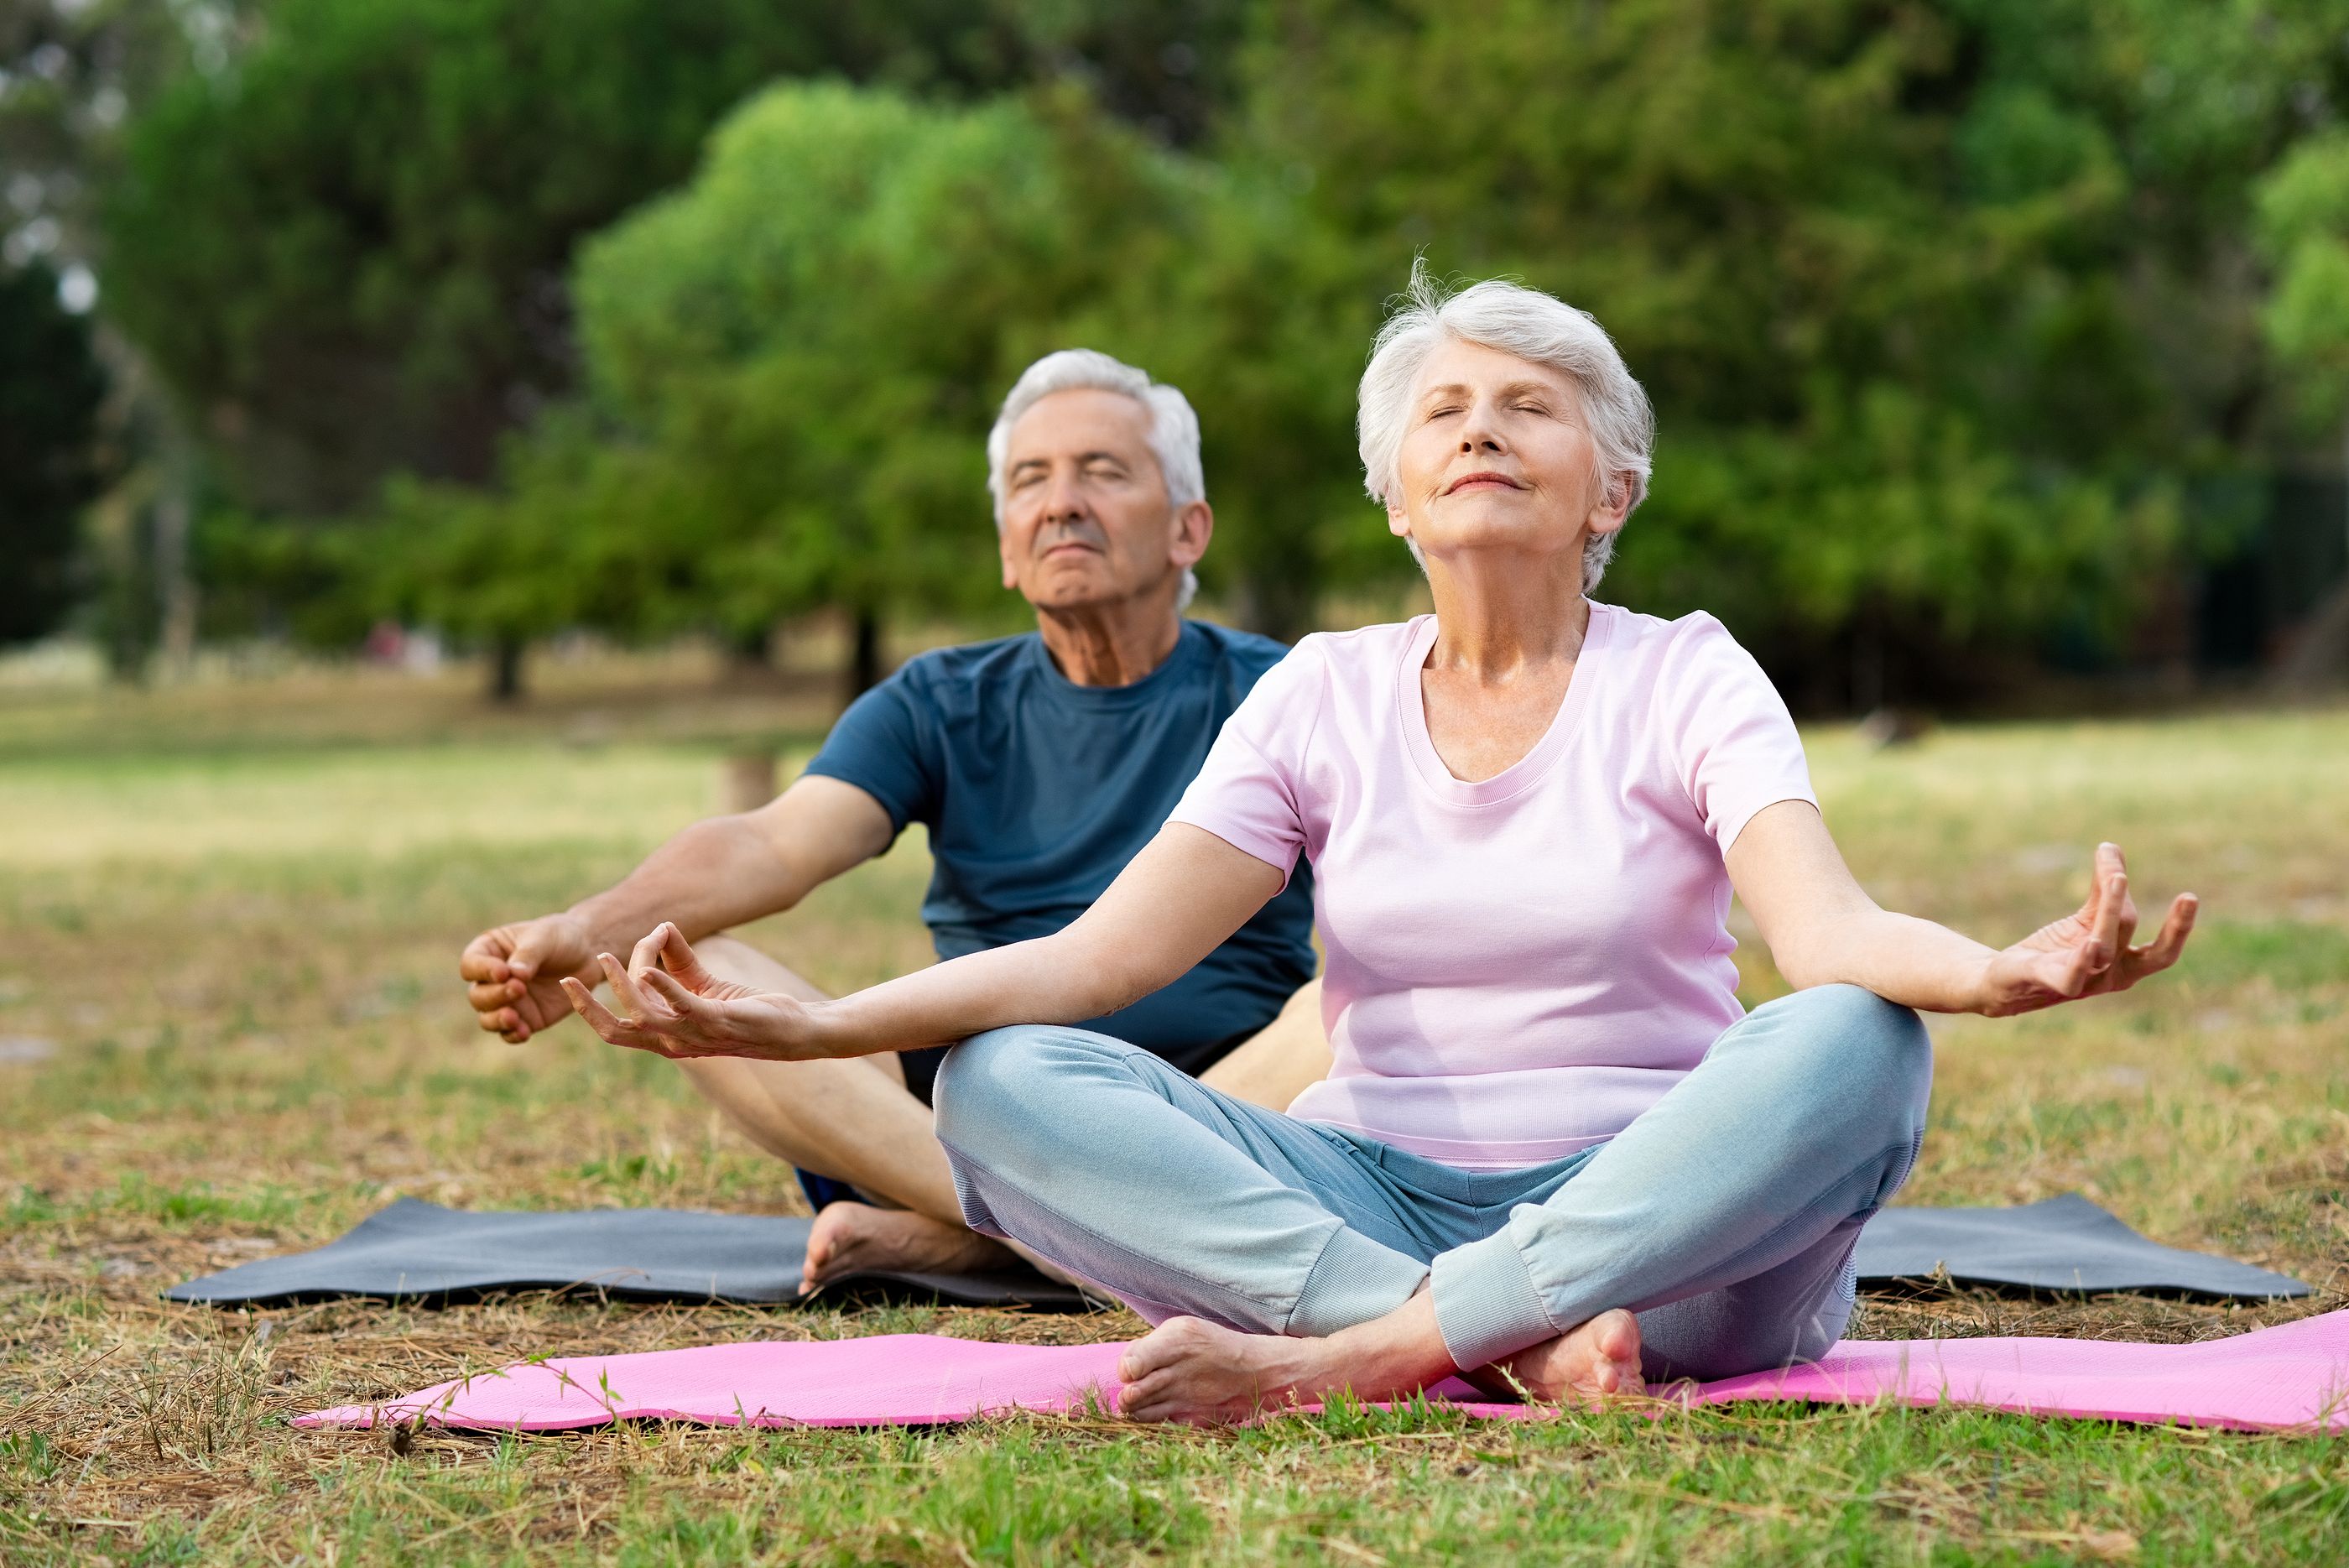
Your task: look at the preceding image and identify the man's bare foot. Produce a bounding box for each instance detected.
[1477,1308,1644,1406]
[1114,1316,1343,1425]
[799,1201,1018,1294]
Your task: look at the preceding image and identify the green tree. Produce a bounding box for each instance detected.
[2258,133,2349,422]
[4,1,268,678]
[2254,129,2349,680]
[96,0,1037,513]
[414,81,1215,695]
[1065,176,1372,639]
[0,260,107,644]
[1227,0,2349,697]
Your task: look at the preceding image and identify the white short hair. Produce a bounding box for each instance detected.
[987,349,1204,611]
[1357,267,1654,593]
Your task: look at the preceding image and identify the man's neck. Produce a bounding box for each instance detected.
[1035,595,1185,688]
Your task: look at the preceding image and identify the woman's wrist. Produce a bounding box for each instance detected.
[1959,952,2014,1017]
[779,996,850,1060]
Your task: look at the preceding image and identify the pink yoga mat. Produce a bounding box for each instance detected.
[299,1310,2349,1435]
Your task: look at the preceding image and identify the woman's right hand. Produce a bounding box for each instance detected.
[1971,842,2196,1017]
[560,922,832,1060]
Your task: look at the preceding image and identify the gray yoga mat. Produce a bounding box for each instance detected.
[1855,1193,2312,1300]
[166,1192,2310,1312]
[164,1198,1091,1311]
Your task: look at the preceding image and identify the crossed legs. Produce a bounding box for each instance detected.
[935,984,1933,1422]
[673,934,1331,1291]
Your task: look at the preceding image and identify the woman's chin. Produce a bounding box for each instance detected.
[1413,520,1584,564]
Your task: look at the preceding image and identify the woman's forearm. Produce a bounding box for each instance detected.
[811,930,1138,1056]
[807,823,1287,1059]
[1792,907,1997,1013]
[1731,803,1997,1013]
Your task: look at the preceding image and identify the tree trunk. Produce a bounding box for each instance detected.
[846,607,883,701]
[487,634,527,702]
[2274,577,2349,689]
[726,621,773,671]
[2288,416,2349,689]
[719,749,779,814]
[154,440,198,680]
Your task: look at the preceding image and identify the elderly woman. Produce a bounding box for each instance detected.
[566,274,2197,1424]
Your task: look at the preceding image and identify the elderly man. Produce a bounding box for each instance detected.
[460,350,1326,1289]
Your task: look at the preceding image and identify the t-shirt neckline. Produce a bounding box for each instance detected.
[1396,602,1614,807]
[1020,618,1206,706]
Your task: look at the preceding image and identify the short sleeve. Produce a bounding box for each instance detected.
[1659,615,1815,851]
[801,672,941,834]
[1164,639,1323,890]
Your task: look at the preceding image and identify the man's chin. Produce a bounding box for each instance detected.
[1020,574,1127,615]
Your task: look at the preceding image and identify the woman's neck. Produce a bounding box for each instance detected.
[1423,548,1591,679]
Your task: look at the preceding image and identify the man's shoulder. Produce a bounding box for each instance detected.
[884,631,1041,694]
[1184,618,1298,683]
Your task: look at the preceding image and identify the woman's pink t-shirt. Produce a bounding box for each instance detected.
[1167,603,1815,1171]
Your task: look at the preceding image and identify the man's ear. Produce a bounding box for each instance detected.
[997,526,1020,591]
[1170,500,1214,570]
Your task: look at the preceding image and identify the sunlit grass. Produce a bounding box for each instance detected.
[2,677,2345,1563]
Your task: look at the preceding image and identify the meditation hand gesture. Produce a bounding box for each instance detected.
[562,923,826,1060]
[1975,843,2196,1017]
[460,914,600,1044]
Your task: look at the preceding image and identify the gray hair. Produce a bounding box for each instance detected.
[1357,267,1654,593]
[987,348,1204,611]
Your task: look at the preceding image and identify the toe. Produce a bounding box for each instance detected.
[1119,1316,1206,1382]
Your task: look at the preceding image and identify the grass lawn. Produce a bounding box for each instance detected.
[2,662,2345,1565]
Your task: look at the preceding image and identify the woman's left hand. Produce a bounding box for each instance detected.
[1974,842,2197,1017]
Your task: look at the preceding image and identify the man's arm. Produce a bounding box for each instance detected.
[460,774,896,1042]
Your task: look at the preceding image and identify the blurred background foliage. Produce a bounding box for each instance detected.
[7,0,2349,703]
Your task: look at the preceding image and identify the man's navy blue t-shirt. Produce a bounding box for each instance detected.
[803,620,1316,1102]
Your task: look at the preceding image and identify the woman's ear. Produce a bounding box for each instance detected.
[1386,496,1413,541]
[1586,472,1634,537]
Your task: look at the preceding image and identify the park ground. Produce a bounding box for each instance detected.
[1,649,2346,1565]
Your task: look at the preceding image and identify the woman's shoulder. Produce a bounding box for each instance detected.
[1593,601,1733,651]
[1294,617,1425,665]
[1595,602,1755,675]
[1232,619,1421,727]
[1594,605,1784,725]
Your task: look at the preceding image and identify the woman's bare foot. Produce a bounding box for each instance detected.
[1114,1316,1344,1425]
[1478,1308,1643,1406]
[799,1201,1018,1294]
[1105,1291,1643,1425]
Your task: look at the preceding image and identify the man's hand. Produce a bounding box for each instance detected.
[563,923,830,1061]
[1975,843,2197,1017]
[461,914,599,1043]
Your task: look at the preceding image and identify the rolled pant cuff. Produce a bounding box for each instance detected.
[1287,1225,1430,1338]
[1430,1227,1558,1370]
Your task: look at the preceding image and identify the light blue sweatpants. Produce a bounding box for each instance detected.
[934,984,1932,1379]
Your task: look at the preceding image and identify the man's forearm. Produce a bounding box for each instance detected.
[567,815,806,954]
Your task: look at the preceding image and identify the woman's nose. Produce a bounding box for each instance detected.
[1456,399,1508,452]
